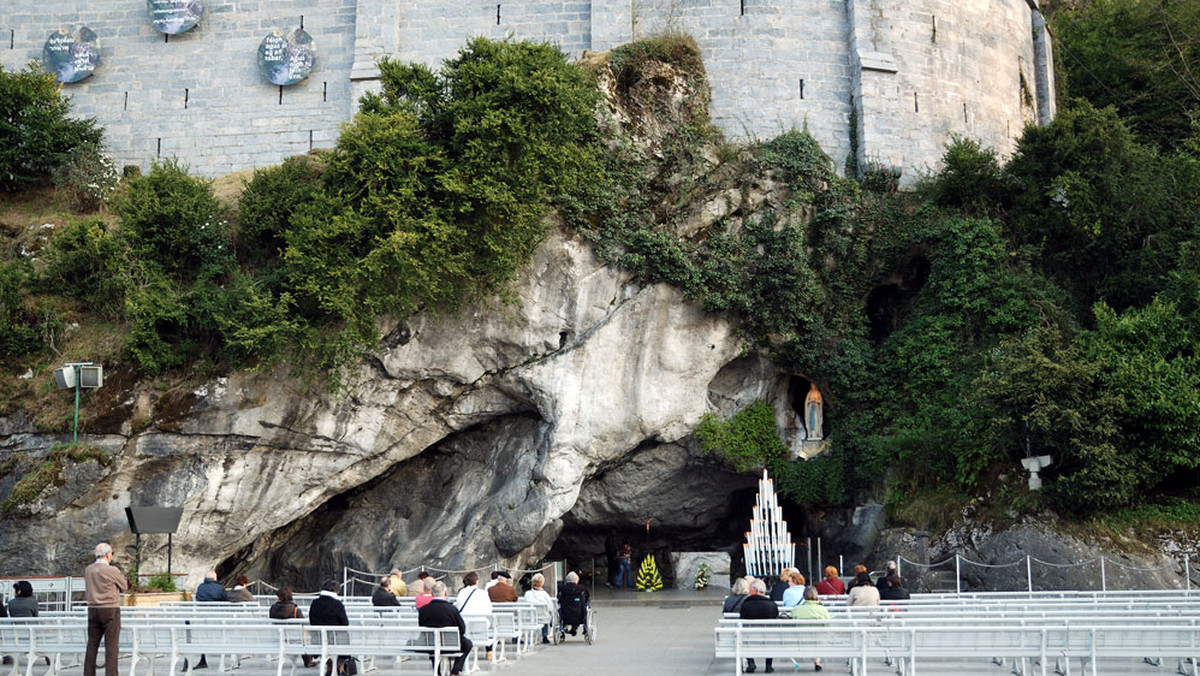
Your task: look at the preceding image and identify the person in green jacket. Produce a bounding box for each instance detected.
[788,587,830,671]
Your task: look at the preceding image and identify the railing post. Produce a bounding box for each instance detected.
[1185,557,1191,592]
[955,555,961,595]
[1100,556,1106,592]
[1027,555,1033,593]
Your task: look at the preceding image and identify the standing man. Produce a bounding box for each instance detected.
[418,581,472,676]
[85,542,128,676]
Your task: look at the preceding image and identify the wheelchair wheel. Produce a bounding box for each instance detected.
[584,608,596,644]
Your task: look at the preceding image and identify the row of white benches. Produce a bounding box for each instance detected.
[0,622,461,676]
[715,596,1200,676]
[1,602,555,676]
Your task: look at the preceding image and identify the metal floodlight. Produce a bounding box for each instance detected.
[55,362,102,443]
[79,365,103,389]
[53,367,76,389]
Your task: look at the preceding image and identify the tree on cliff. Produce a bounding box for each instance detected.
[0,63,102,191]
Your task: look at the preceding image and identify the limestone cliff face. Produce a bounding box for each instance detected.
[0,222,789,585]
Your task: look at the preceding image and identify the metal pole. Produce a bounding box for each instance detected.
[817,537,822,577]
[1186,557,1191,591]
[955,555,961,595]
[1027,555,1033,593]
[72,365,81,443]
[1100,557,1106,592]
[168,533,173,577]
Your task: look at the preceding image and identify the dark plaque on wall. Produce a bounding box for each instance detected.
[43,27,100,83]
[148,0,205,35]
[257,28,315,86]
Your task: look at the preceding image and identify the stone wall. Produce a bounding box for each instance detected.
[1,0,1053,180]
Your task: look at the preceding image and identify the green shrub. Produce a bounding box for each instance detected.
[237,155,325,269]
[695,401,789,472]
[0,63,104,191]
[144,572,177,593]
[123,268,189,374]
[52,141,119,212]
[280,38,602,364]
[37,219,127,317]
[925,136,1006,215]
[0,258,61,357]
[114,160,232,281]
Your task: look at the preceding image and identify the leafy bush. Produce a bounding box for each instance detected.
[237,155,324,269]
[925,136,1006,215]
[1006,102,1195,313]
[280,38,601,359]
[0,259,45,355]
[37,220,127,317]
[122,275,186,374]
[114,160,232,281]
[695,401,789,472]
[0,63,103,191]
[52,141,119,212]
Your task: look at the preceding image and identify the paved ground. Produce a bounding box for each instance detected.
[505,588,724,675]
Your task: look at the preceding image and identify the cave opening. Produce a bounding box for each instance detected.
[866,253,931,344]
[546,481,815,590]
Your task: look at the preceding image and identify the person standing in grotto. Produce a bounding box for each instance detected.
[604,527,619,587]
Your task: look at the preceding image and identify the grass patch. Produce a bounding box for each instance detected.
[0,443,113,513]
[1087,497,1200,539]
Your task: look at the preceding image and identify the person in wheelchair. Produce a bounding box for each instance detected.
[557,571,590,636]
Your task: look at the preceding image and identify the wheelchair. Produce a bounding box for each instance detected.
[553,589,597,644]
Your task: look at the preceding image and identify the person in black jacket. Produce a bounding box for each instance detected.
[878,574,911,601]
[8,581,38,617]
[371,577,399,607]
[875,561,900,591]
[739,579,779,673]
[418,581,472,676]
[310,580,354,676]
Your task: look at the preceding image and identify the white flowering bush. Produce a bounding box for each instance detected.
[52,142,118,212]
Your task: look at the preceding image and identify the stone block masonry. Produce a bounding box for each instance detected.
[1,0,1053,180]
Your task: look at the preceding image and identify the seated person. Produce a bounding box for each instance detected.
[487,571,518,603]
[815,566,845,595]
[227,575,255,603]
[7,581,38,617]
[557,571,590,636]
[269,587,315,668]
[878,574,911,601]
[739,579,777,674]
[522,573,554,643]
[372,577,400,606]
[418,581,471,676]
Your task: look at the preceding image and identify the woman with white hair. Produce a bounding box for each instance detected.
[523,573,554,643]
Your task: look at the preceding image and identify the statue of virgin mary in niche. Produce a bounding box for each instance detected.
[804,383,823,440]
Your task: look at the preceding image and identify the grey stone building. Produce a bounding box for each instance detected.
[1,0,1054,180]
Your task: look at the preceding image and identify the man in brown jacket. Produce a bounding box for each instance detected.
[486,572,518,603]
[85,542,128,676]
